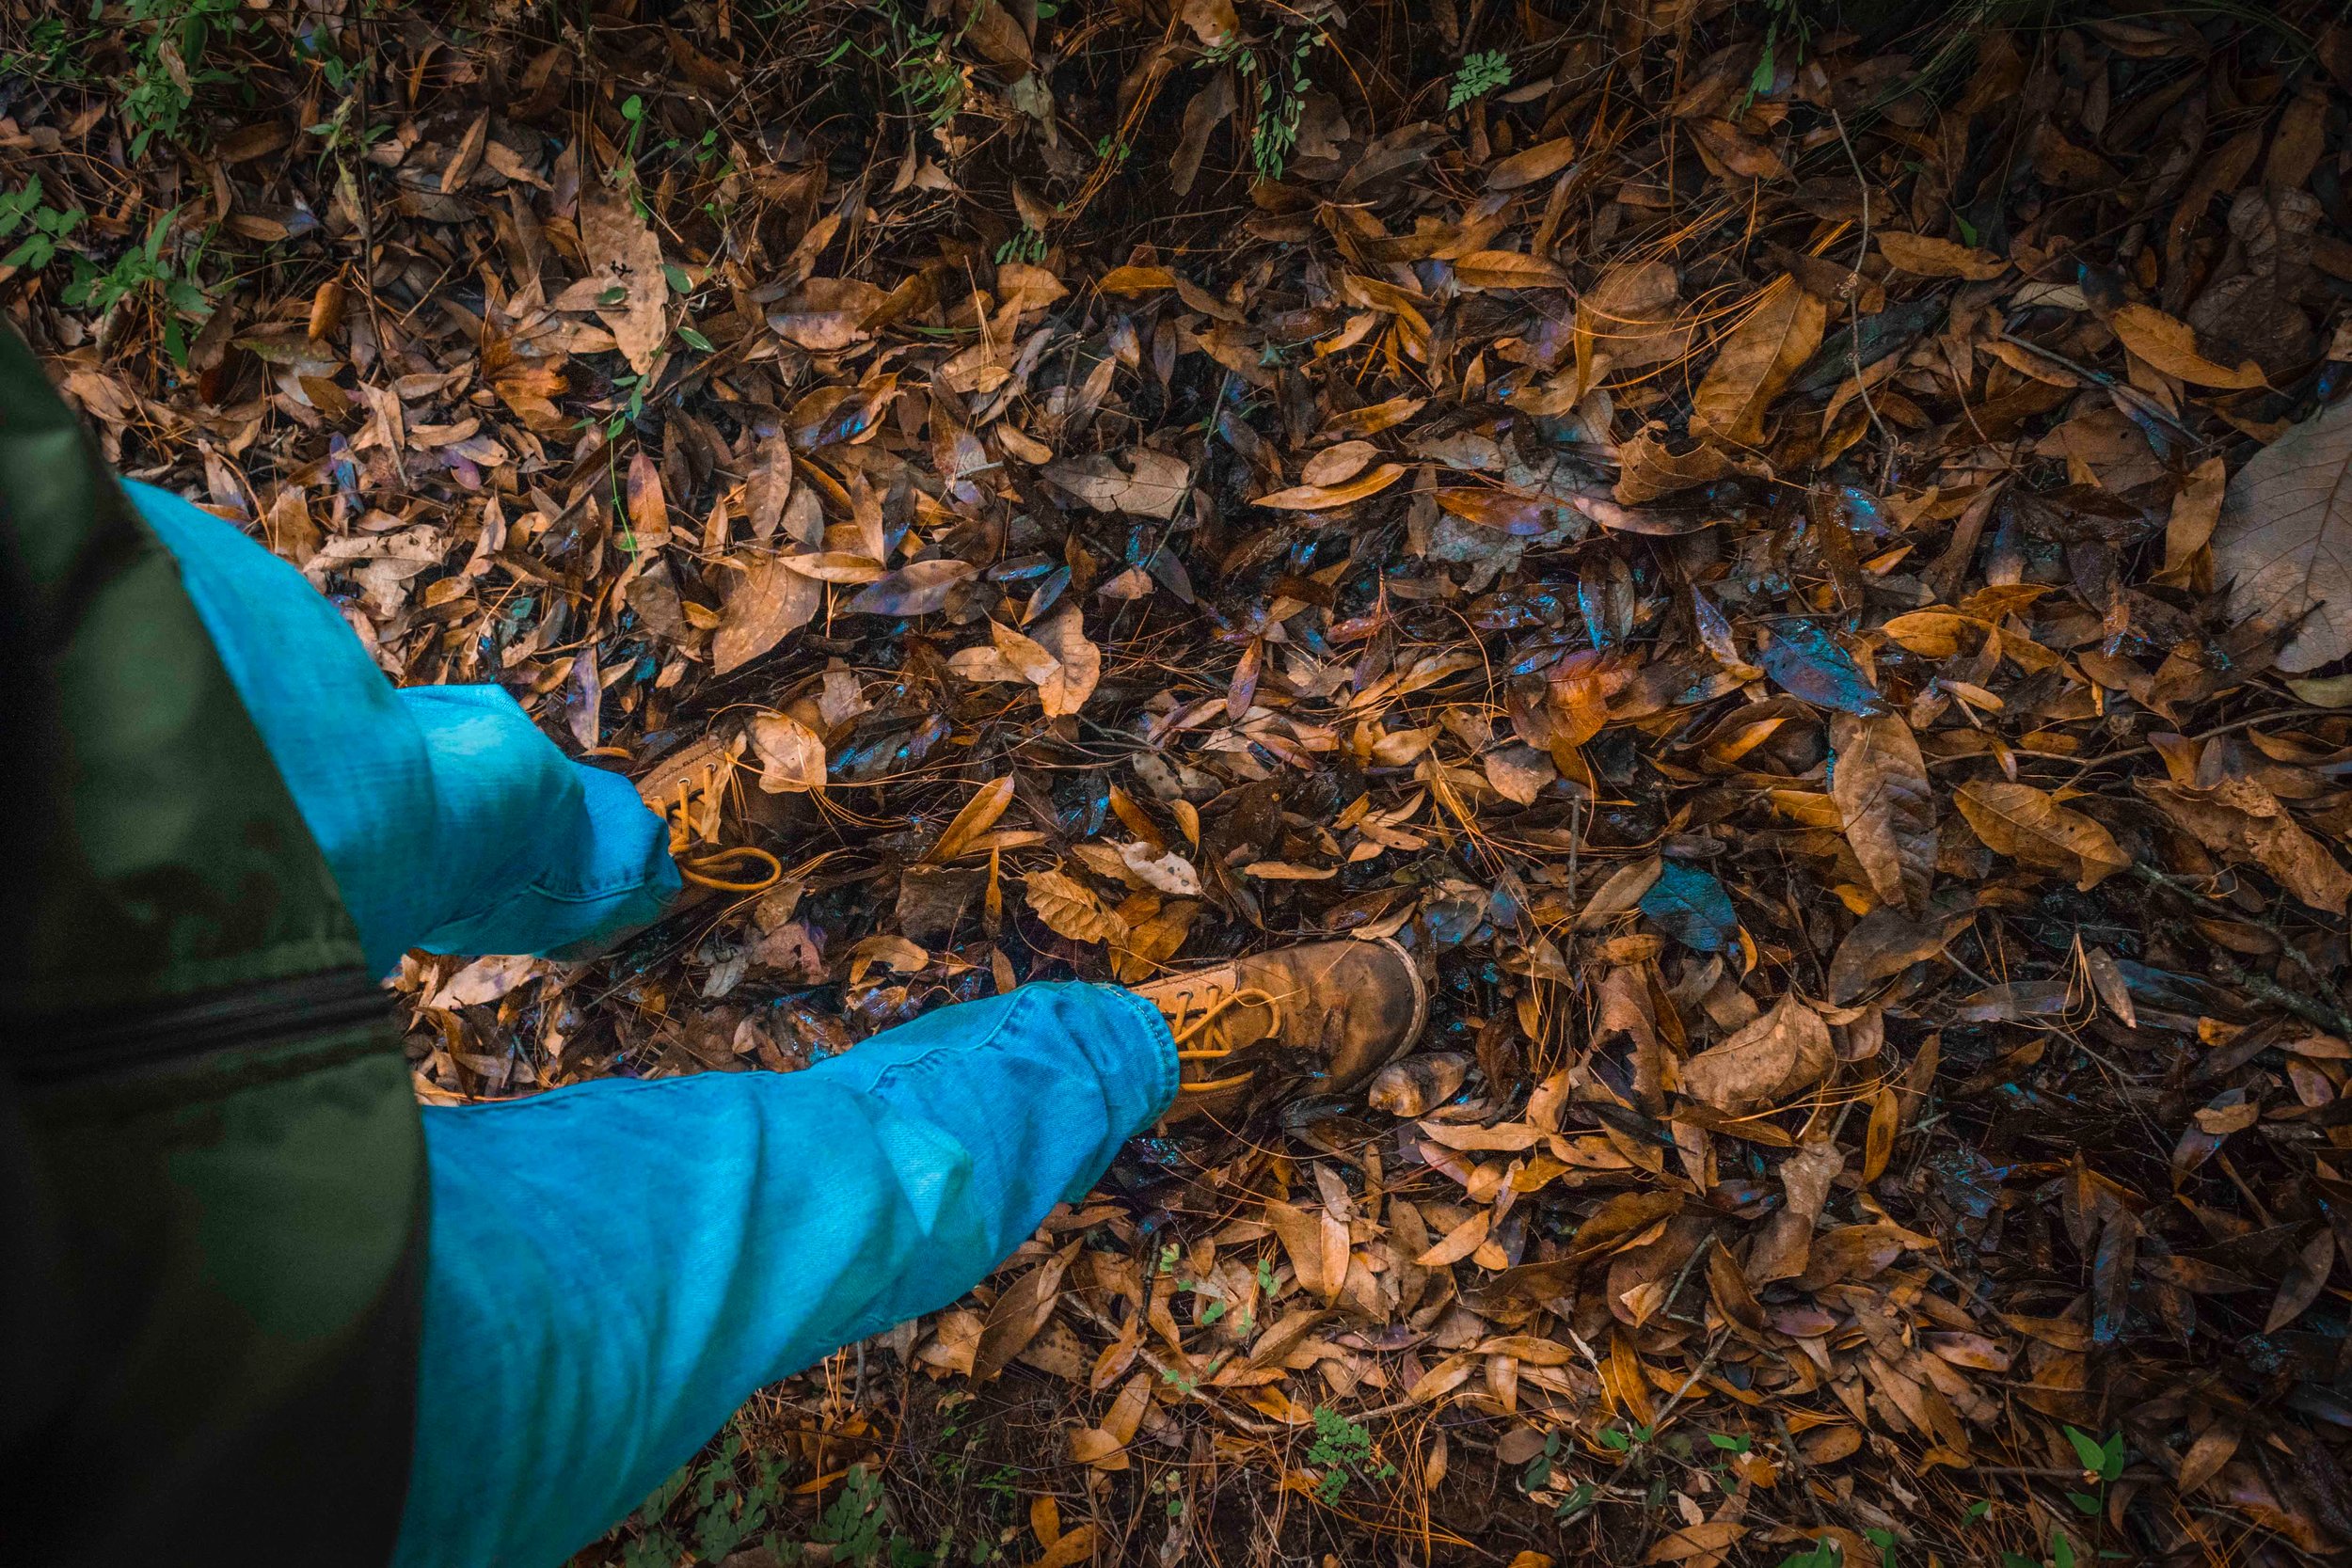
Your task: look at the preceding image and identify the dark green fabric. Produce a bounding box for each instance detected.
[0,323,424,1565]
[0,331,358,1016]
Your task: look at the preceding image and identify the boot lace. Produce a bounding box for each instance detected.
[1161,977,1282,1098]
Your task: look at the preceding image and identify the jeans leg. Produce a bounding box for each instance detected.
[128,481,678,973]
[390,983,1175,1568]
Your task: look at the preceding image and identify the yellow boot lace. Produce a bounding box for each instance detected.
[641,739,784,894]
[1159,979,1282,1098]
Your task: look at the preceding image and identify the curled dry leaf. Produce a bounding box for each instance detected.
[1680,992,1835,1113]
[750,711,827,793]
[2140,776,2352,913]
[1367,1051,1473,1117]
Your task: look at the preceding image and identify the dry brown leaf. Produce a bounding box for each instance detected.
[1024,867,1128,945]
[1029,1522,1099,1568]
[1255,462,1406,511]
[1455,251,1572,291]
[1030,604,1101,718]
[579,186,669,374]
[1301,440,1378,487]
[1043,448,1190,517]
[749,712,827,793]
[930,777,1016,863]
[2160,454,2228,579]
[1486,135,1577,191]
[1877,230,2008,279]
[1691,276,1825,448]
[1577,261,1691,377]
[2215,392,2352,671]
[1681,992,1834,1113]
[2109,302,2266,388]
[1416,1209,1491,1267]
[970,1247,1072,1383]
[2263,1227,2336,1332]
[2141,777,2352,913]
[1830,711,1936,911]
[1954,780,2129,890]
[714,555,824,673]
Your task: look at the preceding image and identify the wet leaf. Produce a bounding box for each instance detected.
[1757,622,1883,715]
[1639,861,1740,953]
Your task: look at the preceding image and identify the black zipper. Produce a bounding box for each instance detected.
[12,967,391,1087]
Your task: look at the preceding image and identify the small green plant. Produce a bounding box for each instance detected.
[119,0,246,158]
[0,15,87,82]
[1200,27,1325,182]
[0,178,87,272]
[63,207,215,364]
[1449,49,1512,110]
[994,226,1046,265]
[1305,1404,1395,1503]
[1744,0,1813,109]
[2061,1426,2125,1515]
[1780,1538,1840,1568]
[2002,1522,2078,1568]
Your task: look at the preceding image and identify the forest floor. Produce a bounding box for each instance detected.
[8,0,2352,1563]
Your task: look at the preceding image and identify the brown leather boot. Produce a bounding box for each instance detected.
[1138,937,1428,1126]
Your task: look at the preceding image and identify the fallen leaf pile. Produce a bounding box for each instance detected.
[13,0,2352,1561]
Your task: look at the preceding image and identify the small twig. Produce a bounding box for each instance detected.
[2209,949,2352,1039]
[1993,329,2201,439]
[2128,863,2352,1030]
[1828,107,1899,488]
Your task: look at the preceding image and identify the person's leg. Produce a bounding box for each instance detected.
[390,982,1177,1568]
[126,480,677,974]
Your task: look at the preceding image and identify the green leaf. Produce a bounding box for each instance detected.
[664,263,692,294]
[2051,1526,2077,1568]
[2099,1432,2125,1482]
[2067,1492,2102,1514]
[1708,1433,1752,1452]
[676,325,714,353]
[1963,1499,1993,1525]
[2063,1427,2107,1474]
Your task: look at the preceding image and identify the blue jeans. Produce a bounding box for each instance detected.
[132,483,1179,1568]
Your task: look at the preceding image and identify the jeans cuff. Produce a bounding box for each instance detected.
[1083,982,1180,1131]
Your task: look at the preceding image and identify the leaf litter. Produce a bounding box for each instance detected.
[13,0,2352,1562]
